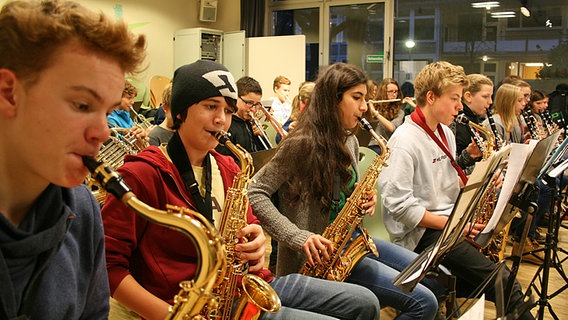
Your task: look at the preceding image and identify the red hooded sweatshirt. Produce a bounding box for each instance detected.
[101,146,262,304]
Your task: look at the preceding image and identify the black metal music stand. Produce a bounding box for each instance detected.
[525,155,568,320]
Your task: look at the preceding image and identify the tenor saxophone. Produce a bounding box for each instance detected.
[201,131,281,320]
[300,117,385,281]
[82,156,225,320]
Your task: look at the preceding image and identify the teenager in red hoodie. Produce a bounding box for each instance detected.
[101,60,380,320]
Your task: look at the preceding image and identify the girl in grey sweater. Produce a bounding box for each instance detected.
[249,62,442,320]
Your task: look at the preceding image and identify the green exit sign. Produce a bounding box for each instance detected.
[366,54,384,63]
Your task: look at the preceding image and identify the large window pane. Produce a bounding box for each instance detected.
[393,0,568,92]
[329,3,385,82]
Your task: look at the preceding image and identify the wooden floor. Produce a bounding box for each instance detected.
[482,219,568,320]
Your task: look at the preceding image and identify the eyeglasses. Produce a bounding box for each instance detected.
[239,97,262,108]
[387,90,399,95]
[524,93,531,100]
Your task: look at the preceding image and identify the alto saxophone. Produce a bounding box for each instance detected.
[202,131,281,320]
[300,117,385,281]
[455,115,508,262]
[82,156,225,320]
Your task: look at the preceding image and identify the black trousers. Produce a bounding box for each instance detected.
[415,228,535,320]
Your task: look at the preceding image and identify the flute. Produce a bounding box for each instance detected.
[368,98,401,104]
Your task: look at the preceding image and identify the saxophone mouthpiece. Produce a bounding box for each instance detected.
[358,117,373,132]
[82,156,132,200]
[213,130,231,145]
[82,155,100,172]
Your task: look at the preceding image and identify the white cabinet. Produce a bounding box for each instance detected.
[173,27,245,79]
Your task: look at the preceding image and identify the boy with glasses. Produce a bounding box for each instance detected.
[216,76,271,162]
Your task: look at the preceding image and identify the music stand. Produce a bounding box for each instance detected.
[525,135,568,320]
[250,148,278,174]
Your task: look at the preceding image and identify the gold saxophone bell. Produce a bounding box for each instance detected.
[454,116,510,262]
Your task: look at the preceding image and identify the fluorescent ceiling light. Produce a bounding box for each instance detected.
[491,11,515,18]
[525,63,544,67]
[471,2,500,9]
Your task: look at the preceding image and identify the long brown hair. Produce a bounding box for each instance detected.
[374,78,402,120]
[279,63,367,214]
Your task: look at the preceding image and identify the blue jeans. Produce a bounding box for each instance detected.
[346,236,442,320]
[265,273,380,320]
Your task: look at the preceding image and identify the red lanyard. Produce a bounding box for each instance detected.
[410,107,468,185]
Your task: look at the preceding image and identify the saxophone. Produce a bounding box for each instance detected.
[82,156,225,320]
[300,117,385,281]
[202,131,281,320]
[455,114,495,160]
[455,115,509,262]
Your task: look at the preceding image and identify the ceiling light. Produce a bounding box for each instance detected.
[520,0,531,17]
[471,2,500,9]
[525,63,543,67]
[491,11,516,18]
[520,6,530,17]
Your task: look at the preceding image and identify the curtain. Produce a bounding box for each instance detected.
[240,0,265,37]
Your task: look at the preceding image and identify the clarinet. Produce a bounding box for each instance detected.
[486,107,503,150]
[540,110,556,136]
[521,109,540,140]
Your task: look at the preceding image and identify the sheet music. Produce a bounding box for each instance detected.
[401,248,436,285]
[458,294,486,320]
[481,142,536,234]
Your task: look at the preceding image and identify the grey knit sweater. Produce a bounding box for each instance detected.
[248,134,359,276]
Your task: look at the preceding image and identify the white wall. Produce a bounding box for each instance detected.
[0,0,241,85]
[247,35,306,102]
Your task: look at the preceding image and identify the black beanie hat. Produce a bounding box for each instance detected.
[170,60,238,120]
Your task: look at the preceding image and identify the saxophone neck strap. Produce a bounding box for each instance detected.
[411,107,468,185]
[167,132,213,221]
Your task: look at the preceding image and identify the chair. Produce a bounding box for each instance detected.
[358,146,390,241]
[149,75,171,108]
